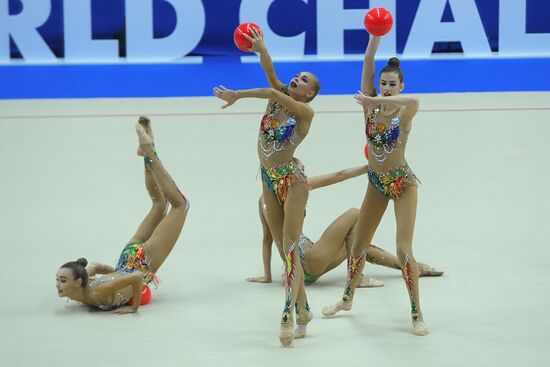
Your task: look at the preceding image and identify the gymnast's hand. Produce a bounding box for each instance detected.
[113,306,137,315]
[213,85,239,109]
[242,25,266,53]
[354,91,377,116]
[246,276,272,283]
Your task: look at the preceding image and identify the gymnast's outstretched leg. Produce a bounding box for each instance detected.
[135,118,189,274]
[127,117,169,245]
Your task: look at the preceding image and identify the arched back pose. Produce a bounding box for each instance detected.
[56,117,189,314]
[214,27,320,347]
[247,165,443,289]
[321,35,430,336]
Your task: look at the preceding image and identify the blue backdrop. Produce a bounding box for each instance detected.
[7,0,550,57]
[1,0,550,99]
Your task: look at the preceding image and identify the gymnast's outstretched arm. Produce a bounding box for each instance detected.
[308,165,368,190]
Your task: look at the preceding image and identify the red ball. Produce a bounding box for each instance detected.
[234,22,261,52]
[127,285,151,306]
[364,8,393,36]
[364,144,369,159]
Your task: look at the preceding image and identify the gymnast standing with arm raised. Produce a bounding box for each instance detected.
[322,34,430,336]
[214,26,320,347]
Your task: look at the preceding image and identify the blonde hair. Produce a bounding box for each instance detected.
[306,73,321,102]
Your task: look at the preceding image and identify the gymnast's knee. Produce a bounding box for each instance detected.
[396,247,414,265]
[283,237,300,253]
[172,195,190,211]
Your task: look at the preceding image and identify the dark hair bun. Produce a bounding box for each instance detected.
[76,258,88,267]
[387,57,400,68]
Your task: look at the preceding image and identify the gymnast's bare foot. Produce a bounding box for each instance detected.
[139,116,153,137]
[413,319,429,336]
[357,274,384,288]
[136,116,154,156]
[279,323,294,347]
[246,276,272,283]
[321,299,352,317]
[419,264,444,277]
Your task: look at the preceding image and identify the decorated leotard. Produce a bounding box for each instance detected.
[258,86,304,160]
[87,242,159,310]
[261,158,307,203]
[366,105,401,165]
[366,105,418,200]
[88,273,131,311]
[368,165,418,200]
[115,242,158,286]
[258,85,308,202]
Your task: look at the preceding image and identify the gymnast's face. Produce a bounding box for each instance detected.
[56,267,82,298]
[379,72,404,97]
[289,72,317,101]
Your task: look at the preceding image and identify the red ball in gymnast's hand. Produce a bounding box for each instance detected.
[127,285,151,306]
[364,8,393,36]
[234,22,261,51]
[364,144,369,159]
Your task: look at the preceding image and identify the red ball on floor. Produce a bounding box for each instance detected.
[127,285,151,306]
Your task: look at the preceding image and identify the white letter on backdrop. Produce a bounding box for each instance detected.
[500,0,550,56]
[64,0,119,61]
[126,0,205,61]
[403,0,491,57]
[0,0,54,61]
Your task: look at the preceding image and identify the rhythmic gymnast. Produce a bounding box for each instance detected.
[322,35,430,336]
[214,26,320,346]
[56,117,189,314]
